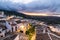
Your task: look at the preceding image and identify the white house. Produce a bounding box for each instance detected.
[17,22,30,33]
[0,26,6,37]
[48,25,60,34]
[0,11,6,20]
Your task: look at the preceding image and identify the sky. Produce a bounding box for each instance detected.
[0,0,60,14]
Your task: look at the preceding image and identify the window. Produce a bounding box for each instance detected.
[0,31,1,33]
[20,30,23,33]
[1,35,3,37]
[12,27,13,32]
[15,26,17,31]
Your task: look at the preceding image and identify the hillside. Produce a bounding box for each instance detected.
[0,10,60,24]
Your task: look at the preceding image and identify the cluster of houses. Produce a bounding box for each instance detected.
[48,25,60,34]
[0,11,31,38]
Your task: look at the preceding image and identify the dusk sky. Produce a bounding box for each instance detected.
[0,0,60,14]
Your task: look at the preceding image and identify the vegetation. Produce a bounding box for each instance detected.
[1,10,60,24]
[4,10,60,24]
[26,24,35,40]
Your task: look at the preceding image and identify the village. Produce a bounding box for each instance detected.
[0,11,60,40]
[0,11,36,40]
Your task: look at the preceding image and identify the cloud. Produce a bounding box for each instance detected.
[0,0,60,14]
[25,0,60,13]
